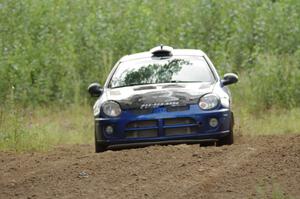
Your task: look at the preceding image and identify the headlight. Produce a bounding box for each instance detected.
[199,94,219,110]
[102,101,122,117]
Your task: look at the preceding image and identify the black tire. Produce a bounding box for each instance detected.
[217,130,233,146]
[217,112,234,146]
[200,141,215,147]
[94,127,107,153]
[95,142,107,153]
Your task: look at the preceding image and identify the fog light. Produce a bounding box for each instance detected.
[209,118,218,127]
[105,126,114,134]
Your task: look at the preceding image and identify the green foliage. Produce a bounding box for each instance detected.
[235,107,300,136]
[250,54,300,109]
[0,104,93,151]
[232,53,300,112]
[256,182,295,199]
[0,0,299,108]
[0,0,300,151]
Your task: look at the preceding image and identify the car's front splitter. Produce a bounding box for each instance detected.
[97,130,230,149]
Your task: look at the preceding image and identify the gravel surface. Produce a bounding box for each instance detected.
[1,134,299,199]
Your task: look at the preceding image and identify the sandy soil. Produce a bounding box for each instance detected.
[0,134,299,199]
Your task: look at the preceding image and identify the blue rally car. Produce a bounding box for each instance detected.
[88,45,238,152]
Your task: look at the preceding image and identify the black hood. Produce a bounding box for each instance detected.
[104,82,215,109]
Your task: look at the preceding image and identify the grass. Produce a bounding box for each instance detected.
[0,104,299,152]
[235,108,300,136]
[256,182,296,199]
[0,105,94,152]
[1,0,300,107]
[0,0,299,151]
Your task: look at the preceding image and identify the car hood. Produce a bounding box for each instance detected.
[104,82,216,109]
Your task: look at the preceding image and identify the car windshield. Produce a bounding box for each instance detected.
[108,56,214,88]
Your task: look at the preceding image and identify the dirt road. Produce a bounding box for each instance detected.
[0,134,299,199]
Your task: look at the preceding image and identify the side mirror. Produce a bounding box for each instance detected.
[222,73,238,86]
[88,83,103,97]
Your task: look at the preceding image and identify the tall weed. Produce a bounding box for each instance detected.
[0,0,299,109]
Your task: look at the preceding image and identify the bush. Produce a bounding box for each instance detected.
[232,53,300,112]
[0,0,299,109]
[1,0,300,151]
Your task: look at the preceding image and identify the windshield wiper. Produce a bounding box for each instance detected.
[112,81,204,89]
[112,83,155,88]
[169,80,203,83]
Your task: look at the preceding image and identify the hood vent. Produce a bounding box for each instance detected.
[133,85,157,91]
[162,84,185,89]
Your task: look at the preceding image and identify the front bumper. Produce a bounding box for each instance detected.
[95,105,232,147]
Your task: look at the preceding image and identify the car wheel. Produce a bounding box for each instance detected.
[200,141,215,147]
[217,112,234,146]
[217,130,233,146]
[95,142,107,153]
[94,128,107,153]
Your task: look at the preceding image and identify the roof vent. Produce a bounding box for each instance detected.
[150,45,173,57]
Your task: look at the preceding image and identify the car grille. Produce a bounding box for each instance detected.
[126,120,158,138]
[125,117,198,138]
[164,118,196,126]
[164,118,197,136]
[165,126,198,136]
[127,120,157,128]
[126,129,158,138]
